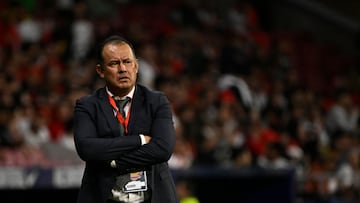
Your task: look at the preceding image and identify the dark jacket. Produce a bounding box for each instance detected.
[74,85,179,203]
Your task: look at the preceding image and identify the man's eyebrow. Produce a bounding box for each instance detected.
[108,58,132,61]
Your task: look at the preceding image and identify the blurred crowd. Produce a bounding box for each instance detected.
[0,0,359,201]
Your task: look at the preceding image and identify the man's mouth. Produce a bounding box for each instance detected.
[118,76,129,81]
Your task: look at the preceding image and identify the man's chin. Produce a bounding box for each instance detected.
[116,83,133,89]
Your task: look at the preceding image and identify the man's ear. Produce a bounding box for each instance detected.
[135,60,139,74]
[96,64,105,78]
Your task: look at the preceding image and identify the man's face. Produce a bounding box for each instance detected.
[97,42,138,95]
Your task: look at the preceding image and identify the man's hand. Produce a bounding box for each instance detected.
[144,135,151,144]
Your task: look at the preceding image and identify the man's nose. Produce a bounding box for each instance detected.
[118,63,127,72]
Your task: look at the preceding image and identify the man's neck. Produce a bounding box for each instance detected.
[107,85,135,98]
[109,89,130,98]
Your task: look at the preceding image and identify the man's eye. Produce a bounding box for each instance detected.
[109,61,119,66]
[123,60,132,64]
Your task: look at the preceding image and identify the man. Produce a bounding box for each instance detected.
[74,35,179,203]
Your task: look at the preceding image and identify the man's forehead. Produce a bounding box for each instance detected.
[103,43,134,58]
[104,42,130,52]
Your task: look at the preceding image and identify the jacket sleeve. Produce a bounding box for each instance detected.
[73,97,142,162]
[114,93,176,173]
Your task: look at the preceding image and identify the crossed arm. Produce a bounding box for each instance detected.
[73,94,175,172]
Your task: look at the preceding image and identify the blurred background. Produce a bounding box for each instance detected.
[0,0,359,202]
